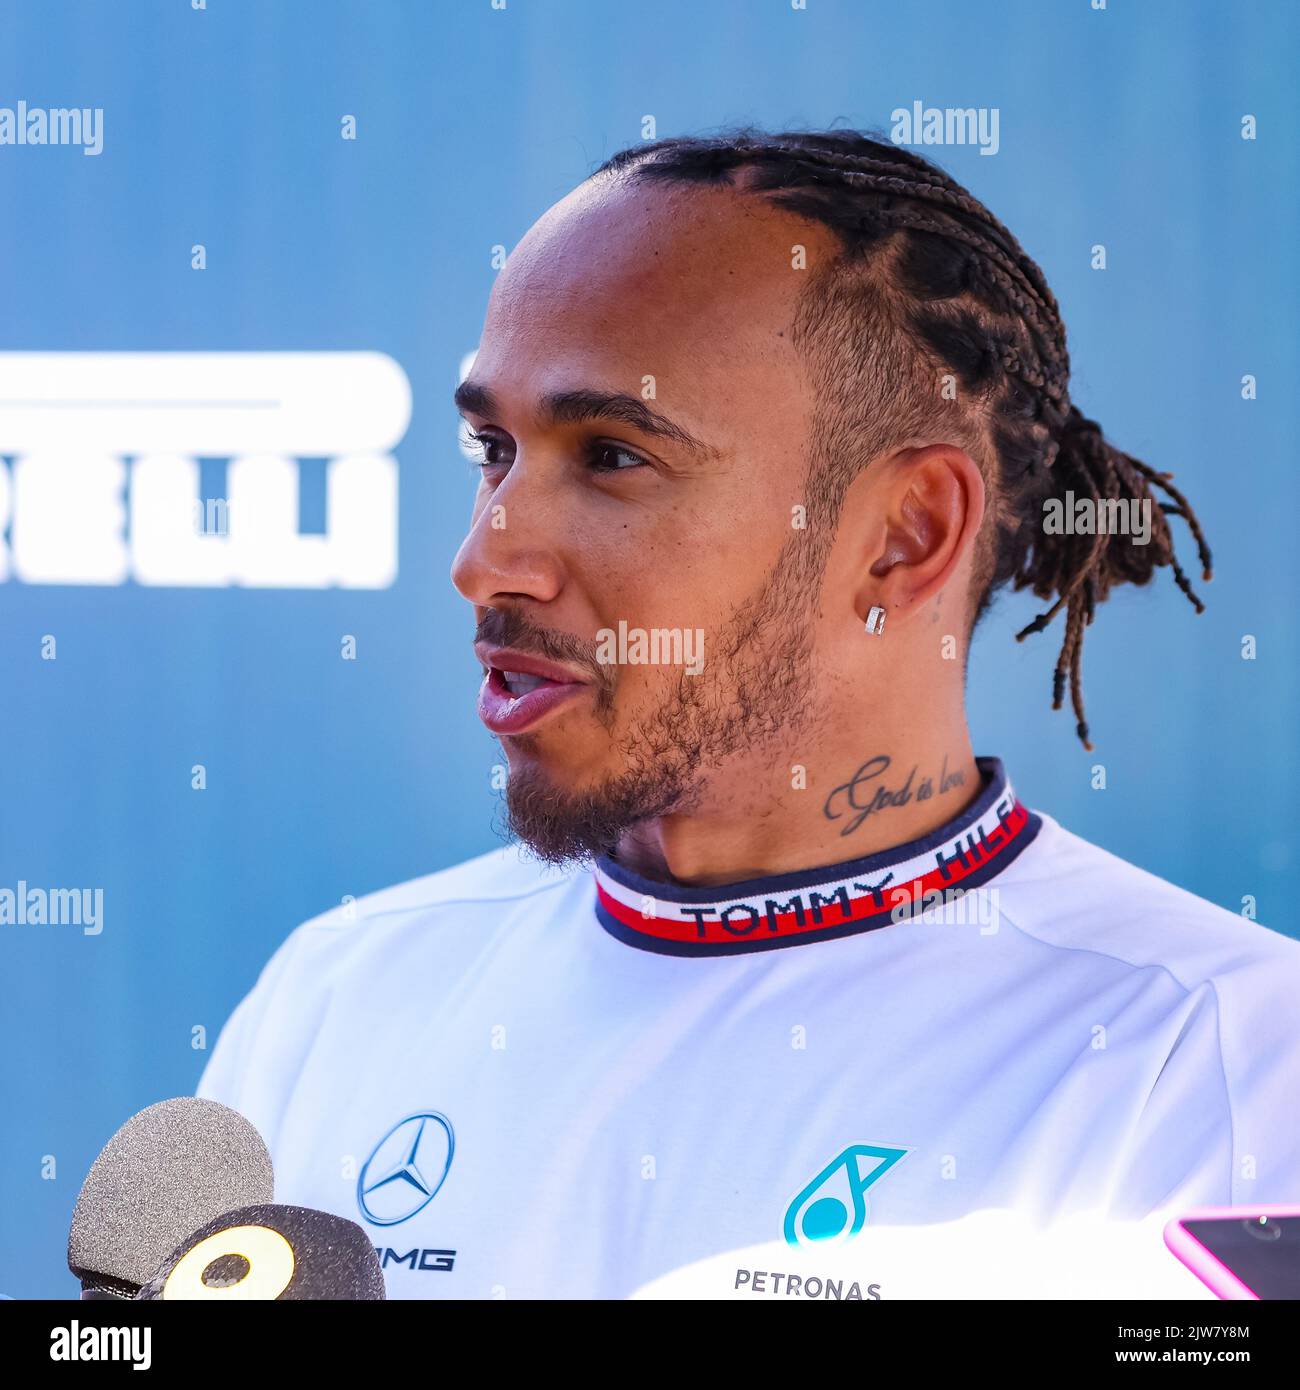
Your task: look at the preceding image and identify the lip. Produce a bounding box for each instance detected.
[475,643,592,736]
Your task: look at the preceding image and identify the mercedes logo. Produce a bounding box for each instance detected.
[356,1112,455,1227]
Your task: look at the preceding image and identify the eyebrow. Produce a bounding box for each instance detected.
[453,380,719,461]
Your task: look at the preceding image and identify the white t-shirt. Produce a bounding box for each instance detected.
[197,758,1300,1299]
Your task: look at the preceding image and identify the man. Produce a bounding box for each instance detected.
[199,130,1300,1299]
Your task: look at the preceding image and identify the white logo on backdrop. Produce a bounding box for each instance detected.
[0,351,411,588]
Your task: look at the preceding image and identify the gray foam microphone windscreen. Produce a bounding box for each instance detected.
[68,1096,275,1293]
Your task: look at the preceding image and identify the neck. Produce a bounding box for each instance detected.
[613,715,980,888]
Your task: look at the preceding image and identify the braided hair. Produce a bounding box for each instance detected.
[592,129,1212,750]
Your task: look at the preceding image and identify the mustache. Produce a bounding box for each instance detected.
[475,609,613,692]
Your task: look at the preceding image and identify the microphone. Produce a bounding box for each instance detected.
[68,1097,274,1299]
[135,1203,385,1300]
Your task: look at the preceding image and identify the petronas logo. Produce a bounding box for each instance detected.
[783,1144,909,1248]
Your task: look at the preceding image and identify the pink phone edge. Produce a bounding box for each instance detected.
[1163,1205,1300,1300]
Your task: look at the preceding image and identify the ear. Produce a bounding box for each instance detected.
[856,445,986,627]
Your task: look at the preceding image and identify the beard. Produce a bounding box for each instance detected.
[492,533,829,868]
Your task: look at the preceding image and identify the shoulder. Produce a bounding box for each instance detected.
[198,844,585,1108]
[296,842,581,934]
[224,843,584,1022]
[1000,811,1300,993]
[253,843,585,987]
[1002,812,1300,1205]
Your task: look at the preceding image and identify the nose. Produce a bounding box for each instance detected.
[450,472,565,609]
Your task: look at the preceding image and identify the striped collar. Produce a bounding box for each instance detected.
[593,757,1040,957]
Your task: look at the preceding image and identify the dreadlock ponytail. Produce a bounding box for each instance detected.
[1013,406,1213,750]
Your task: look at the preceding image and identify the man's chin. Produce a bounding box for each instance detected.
[502,757,688,868]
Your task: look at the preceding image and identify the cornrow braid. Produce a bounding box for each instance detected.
[593,128,1213,748]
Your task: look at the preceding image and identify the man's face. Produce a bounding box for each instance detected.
[451,175,844,861]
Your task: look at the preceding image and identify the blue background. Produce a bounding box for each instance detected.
[1,0,1296,1297]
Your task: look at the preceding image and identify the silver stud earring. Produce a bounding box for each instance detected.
[865,605,886,635]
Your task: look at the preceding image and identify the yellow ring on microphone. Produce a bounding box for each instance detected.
[162,1223,295,1300]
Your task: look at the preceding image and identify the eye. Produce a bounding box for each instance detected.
[464,429,514,472]
[586,441,648,473]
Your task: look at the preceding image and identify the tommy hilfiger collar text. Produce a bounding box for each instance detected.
[593,757,1040,957]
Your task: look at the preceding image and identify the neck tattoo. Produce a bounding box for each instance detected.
[823,753,967,838]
